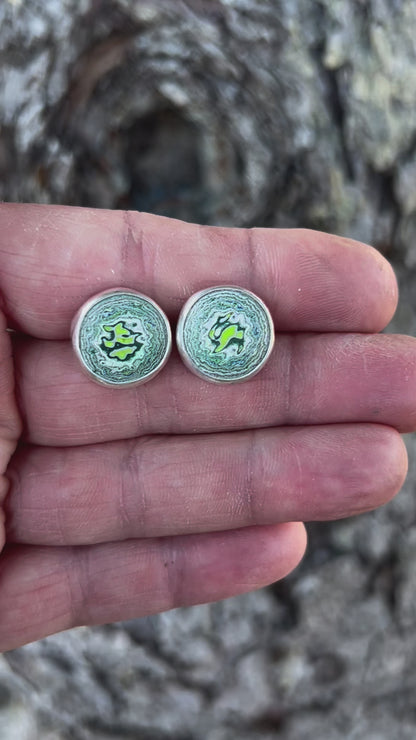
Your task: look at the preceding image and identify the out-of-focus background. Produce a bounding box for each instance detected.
[1,1,416,738]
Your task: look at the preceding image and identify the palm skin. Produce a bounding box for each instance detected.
[0,203,414,651]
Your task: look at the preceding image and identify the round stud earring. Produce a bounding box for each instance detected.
[71,288,172,387]
[176,285,275,383]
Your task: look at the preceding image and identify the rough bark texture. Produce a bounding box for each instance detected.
[1,1,416,738]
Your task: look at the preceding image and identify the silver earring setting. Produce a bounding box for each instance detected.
[176,285,274,384]
[71,288,172,387]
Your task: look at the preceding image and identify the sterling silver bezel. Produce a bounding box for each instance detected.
[71,287,172,387]
[176,285,275,384]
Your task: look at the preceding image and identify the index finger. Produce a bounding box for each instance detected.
[0,203,397,339]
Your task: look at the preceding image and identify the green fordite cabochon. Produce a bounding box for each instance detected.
[71,288,172,386]
[176,286,275,383]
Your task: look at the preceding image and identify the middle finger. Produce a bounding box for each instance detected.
[14,333,416,446]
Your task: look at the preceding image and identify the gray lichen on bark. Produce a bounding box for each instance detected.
[1,0,416,257]
[1,1,416,739]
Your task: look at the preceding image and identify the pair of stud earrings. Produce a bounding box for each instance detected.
[71,285,275,387]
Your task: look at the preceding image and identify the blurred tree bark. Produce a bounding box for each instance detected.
[1,2,416,739]
[1,0,416,265]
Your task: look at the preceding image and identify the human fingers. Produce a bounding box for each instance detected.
[0,523,306,651]
[5,424,406,546]
[0,204,397,338]
[0,311,22,551]
[14,333,416,446]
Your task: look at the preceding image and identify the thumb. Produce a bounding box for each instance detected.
[0,307,22,552]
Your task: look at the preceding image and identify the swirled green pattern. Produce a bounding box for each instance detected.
[78,292,169,385]
[179,287,274,383]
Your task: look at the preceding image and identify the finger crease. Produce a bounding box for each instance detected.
[119,438,143,538]
[243,429,257,525]
[245,227,257,294]
[161,536,186,610]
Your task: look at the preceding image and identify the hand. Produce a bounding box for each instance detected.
[0,204,414,651]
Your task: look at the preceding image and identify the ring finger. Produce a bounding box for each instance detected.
[5,423,407,546]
